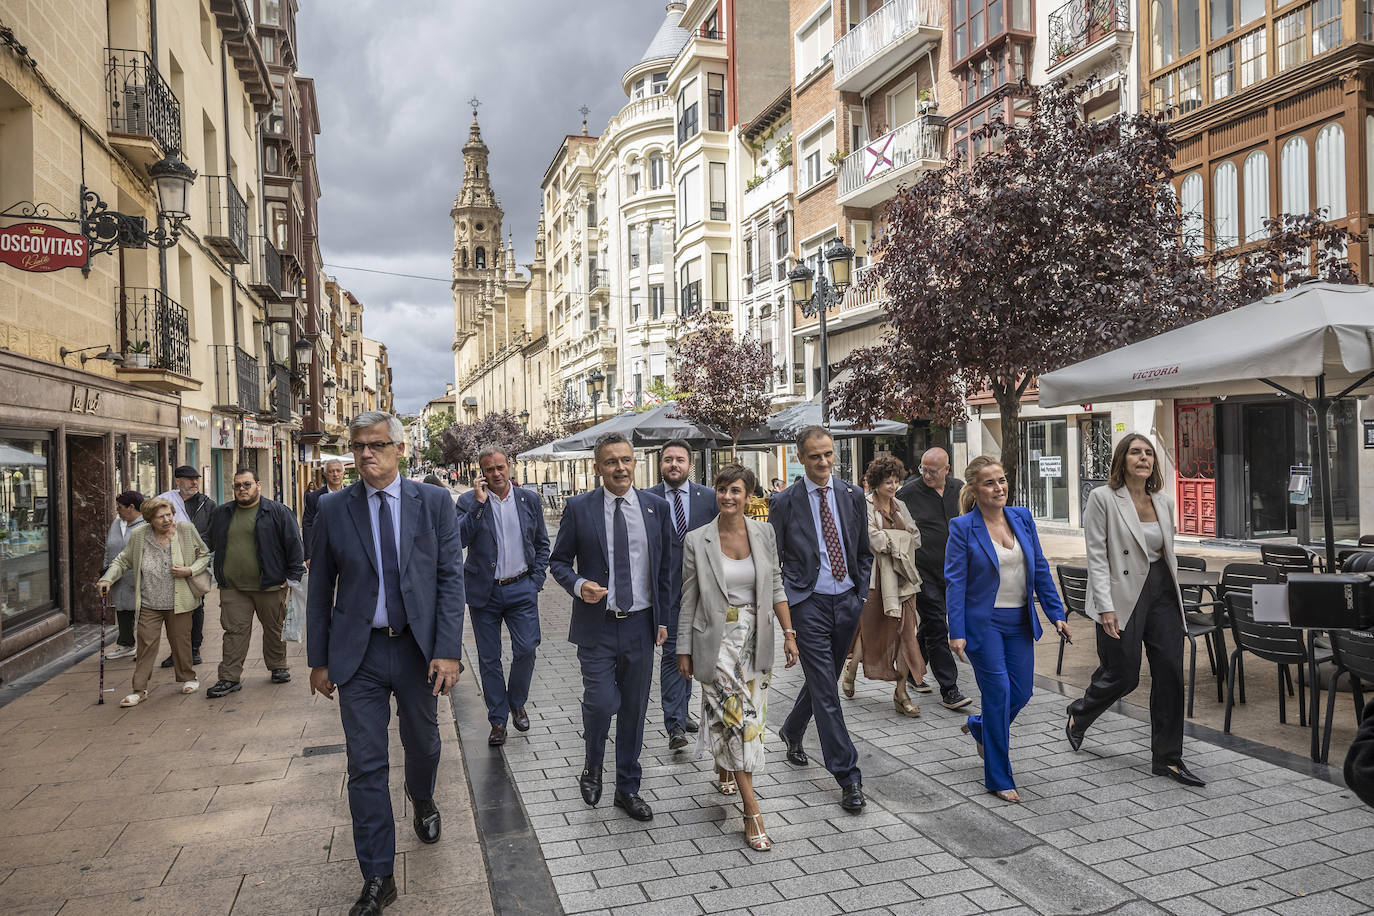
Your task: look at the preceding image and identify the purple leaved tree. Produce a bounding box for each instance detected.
[671,312,775,456]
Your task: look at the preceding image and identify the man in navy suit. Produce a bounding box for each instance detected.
[457,445,550,747]
[550,432,674,822]
[302,457,346,566]
[306,411,465,916]
[770,426,874,812]
[647,438,718,749]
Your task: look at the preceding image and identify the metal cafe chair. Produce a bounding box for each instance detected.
[1177,554,1224,716]
[1223,590,1332,734]
[1054,565,1090,676]
[1321,629,1374,763]
[1212,563,1283,705]
[1261,543,1316,579]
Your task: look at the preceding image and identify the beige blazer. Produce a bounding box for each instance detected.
[867,494,922,615]
[1082,486,1185,632]
[99,521,212,615]
[676,517,788,684]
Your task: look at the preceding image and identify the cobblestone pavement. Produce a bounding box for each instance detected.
[477,583,1374,916]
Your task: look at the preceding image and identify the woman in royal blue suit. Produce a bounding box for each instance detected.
[946,456,1071,803]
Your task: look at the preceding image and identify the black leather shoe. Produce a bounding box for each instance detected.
[579,765,603,806]
[205,680,241,698]
[1153,762,1206,787]
[271,668,291,684]
[782,736,809,767]
[349,875,397,916]
[512,707,530,732]
[1066,715,1085,752]
[410,796,441,844]
[160,655,174,669]
[840,782,866,812]
[668,727,689,750]
[613,790,653,821]
[192,650,203,665]
[488,723,506,746]
[685,715,699,734]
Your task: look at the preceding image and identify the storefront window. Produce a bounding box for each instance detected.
[129,440,160,499]
[1,431,55,629]
[1020,419,1069,522]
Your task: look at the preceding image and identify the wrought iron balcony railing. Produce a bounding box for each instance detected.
[104,48,182,155]
[213,344,263,413]
[205,175,249,263]
[589,268,609,292]
[116,287,191,376]
[247,235,283,301]
[1048,0,1130,66]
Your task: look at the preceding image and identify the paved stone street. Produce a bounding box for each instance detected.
[472,573,1374,916]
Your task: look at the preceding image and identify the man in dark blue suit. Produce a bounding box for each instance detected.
[550,432,674,822]
[770,425,874,812]
[306,411,465,916]
[457,445,550,747]
[647,438,718,749]
[302,458,346,566]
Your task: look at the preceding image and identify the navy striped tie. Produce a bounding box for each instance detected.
[613,497,634,611]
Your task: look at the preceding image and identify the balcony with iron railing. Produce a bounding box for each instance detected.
[837,115,947,208]
[205,175,249,263]
[833,0,942,92]
[115,288,197,392]
[589,268,609,299]
[248,235,284,303]
[267,362,294,423]
[213,345,263,413]
[104,48,182,171]
[1047,0,1132,77]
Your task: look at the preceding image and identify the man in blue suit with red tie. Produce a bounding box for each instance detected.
[550,432,674,822]
[457,445,549,747]
[648,438,718,749]
[769,426,873,812]
[306,411,465,916]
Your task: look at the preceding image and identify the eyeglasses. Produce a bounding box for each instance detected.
[919,466,946,476]
[231,482,256,490]
[350,440,396,453]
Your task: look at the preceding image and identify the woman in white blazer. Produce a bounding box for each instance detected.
[678,464,797,851]
[1066,433,1205,787]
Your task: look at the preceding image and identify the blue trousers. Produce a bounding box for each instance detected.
[659,610,691,731]
[576,608,654,794]
[469,577,541,726]
[338,629,441,880]
[781,590,863,786]
[964,606,1036,792]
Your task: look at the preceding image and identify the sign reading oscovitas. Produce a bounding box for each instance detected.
[0,223,88,272]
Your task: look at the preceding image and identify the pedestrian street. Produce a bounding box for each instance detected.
[460,579,1374,916]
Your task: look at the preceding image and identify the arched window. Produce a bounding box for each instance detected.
[475,247,486,269]
[648,152,664,189]
[1213,161,1238,249]
[1243,150,1269,242]
[1280,136,1309,215]
[1180,172,1203,252]
[1316,123,1345,218]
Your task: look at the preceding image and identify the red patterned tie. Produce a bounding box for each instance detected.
[817,486,848,581]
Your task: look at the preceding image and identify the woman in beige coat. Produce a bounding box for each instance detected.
[98,496,211,707]
[678,464,797,851]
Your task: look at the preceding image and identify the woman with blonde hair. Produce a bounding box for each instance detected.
[946,456,1070,802]
[98,496,211,706]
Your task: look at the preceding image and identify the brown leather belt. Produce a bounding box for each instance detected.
[495,570,530,587]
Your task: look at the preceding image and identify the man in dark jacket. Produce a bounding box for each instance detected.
[302,458,347,564]
[1346,696,1374,808]
[896,447,970,710]
[158,465,216,665]
[206,467,305,698]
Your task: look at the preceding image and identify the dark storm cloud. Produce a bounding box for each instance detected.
[297,0,667,412]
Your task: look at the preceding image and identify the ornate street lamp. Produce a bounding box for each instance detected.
[789,237,854,425]
[81,152,197,256]
[587,368,606,425]
[294,335,314,366]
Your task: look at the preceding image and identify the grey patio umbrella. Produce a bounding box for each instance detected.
[740,398,908,444]
[1038,281,1374,568]
[550,410,642,452]
[621,401,730,448]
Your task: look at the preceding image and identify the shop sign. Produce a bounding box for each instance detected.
[211,413,234,450]
[1038,455,1063,478]
[0,223,88,272]
[68,386,101,414]
[243,417,271,449]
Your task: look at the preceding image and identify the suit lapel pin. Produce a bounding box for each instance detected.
[647,508,655,514]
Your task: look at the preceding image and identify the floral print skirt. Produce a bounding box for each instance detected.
[700,604,771,774]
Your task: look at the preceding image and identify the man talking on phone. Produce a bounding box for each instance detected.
[306,411,465,916]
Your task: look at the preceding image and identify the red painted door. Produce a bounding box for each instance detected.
[1175,402,1216,536]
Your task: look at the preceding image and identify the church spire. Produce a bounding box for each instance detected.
[455,96,495,211]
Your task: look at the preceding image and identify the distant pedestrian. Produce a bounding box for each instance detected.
[897,448,971,710]
[457,446,550,746]
[205,468,305,698]
[98,496,211,706]
[549,432,674,822]
[1066,434,1204,787]
[842,456,926,717]
[946,456,1070,803]
[302,458,346,567]
[157,465,214,666]
[648,438,718,750]
[770,426,873,813]
[101,490,146,660]
[677,463,796,850]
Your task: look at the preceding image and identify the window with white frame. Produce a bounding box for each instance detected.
[799,120,836,189]
[680,258,702,315]
[1180,171,1204,252]
[628,224,641,269]
[709,162,727,220]
[795,5,834,81]
[648,220,663,264]
[678,77,699,143]
[649,152,664,189]
[650,283,665,318]
[678,166,702,226]
[1243,150,1269,242]
[711,253,729,310]
[1280,136,1310,215]
[1214,161,1238,248]
[1316,122,1346,217]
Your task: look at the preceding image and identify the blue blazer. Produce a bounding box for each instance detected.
[456,485,550,608]
[647,481,719,533]
[944,506,1066,652]
[548,488,676,648]
[768,477,873,607]
[305,478,466,685]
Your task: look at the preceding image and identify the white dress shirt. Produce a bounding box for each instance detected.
[574,486,652,612]
[488,486,528,580]
[364,475,404,628]
[804,476,851,595]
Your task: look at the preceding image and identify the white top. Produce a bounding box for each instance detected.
[992,538,1028,608]
[1140,521,1165,563]
[720,552,756,607]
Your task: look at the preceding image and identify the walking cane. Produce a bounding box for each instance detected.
[98,590,108,705]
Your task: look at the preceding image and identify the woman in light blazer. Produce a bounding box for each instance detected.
[1066,434,1204,787]
[678,464,797,851]
[946,456,1070,803]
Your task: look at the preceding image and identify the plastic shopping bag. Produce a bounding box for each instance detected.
[285,574,307,643]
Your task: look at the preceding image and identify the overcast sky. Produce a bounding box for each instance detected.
[297,1,669,413]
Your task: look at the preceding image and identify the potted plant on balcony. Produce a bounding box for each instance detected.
[125,340,151,368]
[918,89,938,115]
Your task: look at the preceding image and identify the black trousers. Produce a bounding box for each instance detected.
[191,602,204,650]
[914,577,961,695]
[1068,560,1185,766]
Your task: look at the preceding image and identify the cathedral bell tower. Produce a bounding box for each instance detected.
[451,98,504,354]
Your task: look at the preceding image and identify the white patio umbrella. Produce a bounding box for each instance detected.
[1038,282,1374,567]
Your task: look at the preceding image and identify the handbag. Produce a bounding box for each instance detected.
[188,569,213,599]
